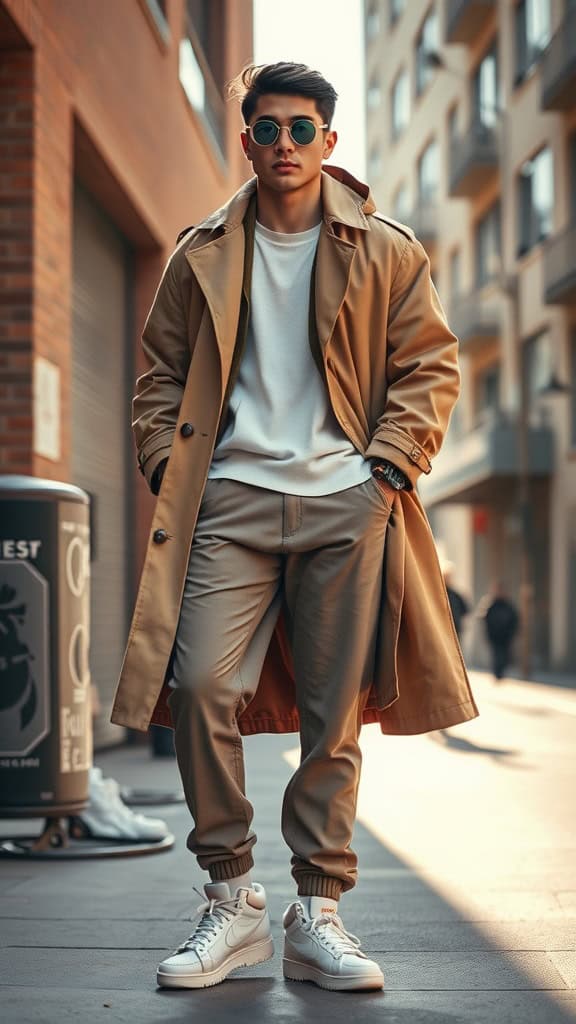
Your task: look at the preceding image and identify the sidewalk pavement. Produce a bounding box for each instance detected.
[1,669,575,1023]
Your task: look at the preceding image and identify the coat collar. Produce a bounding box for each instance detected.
[186,166,376,242]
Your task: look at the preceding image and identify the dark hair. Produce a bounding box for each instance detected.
[229,62,338,127]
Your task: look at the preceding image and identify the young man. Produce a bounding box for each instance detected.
[112,63,478,992]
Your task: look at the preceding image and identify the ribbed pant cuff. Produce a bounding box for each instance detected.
[296,873,344,900]
[208,853,254,882]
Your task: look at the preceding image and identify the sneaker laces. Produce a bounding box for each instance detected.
[306,912,366,959]
[176,888,241,955]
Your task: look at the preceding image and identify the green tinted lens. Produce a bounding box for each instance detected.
[252,120,279,145]
[290,119,317,145]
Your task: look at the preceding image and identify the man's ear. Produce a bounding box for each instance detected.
[323,130,338,160]
[241,131,251,160]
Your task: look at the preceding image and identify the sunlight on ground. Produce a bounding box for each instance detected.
[283,671,576,991]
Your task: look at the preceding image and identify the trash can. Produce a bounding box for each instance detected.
[0,475,92,817]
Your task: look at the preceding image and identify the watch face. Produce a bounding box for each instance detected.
[374,464,405,489]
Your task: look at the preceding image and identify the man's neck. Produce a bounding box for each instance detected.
[255,180,322,233]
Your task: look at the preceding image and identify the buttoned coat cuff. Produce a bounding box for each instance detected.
[365,427,432,490]
[138,442,173,491]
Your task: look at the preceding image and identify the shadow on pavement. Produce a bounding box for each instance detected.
[429,729,520,763]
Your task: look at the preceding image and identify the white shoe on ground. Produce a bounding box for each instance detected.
[157,882,274,989]
[282,900,384,991]
[72,767,170,842]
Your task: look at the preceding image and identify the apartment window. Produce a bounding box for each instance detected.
[474,363,501,424]
[366,1,380,39]
[367,78,382,110]
[390,0,405,25]
[515,0,551,84]
[393,182,410,220]
[369,145,383,179]
[391,69,410,140]
[180,0,226,157]
[417,138,440,202]
[475,201,501,287]
[449,248,462,301]
[518,147,554,255]
[524,331,553,422]
[415,7,439,97]
[473,42,499,127]
[186,0,224,84]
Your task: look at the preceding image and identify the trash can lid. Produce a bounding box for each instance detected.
[0,475,89,504]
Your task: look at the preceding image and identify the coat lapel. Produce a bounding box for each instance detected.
[185,229,245,379]
[315,228,356,353]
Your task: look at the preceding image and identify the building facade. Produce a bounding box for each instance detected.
[0,0,253,745]
[365,0,576,673]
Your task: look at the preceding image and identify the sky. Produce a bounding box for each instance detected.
[253,0,366,181]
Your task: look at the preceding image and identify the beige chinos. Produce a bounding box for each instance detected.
[167,473,392,901]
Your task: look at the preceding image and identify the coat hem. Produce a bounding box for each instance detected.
[111,698,479,737]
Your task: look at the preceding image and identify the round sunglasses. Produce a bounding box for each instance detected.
[246,118,329,147]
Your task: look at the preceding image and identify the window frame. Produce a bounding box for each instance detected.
[472,40,499,128]
[390,67,410,141]
[417,136,440,205]
[514,0,551,86]
[517,146,554,257]
[415,6,439,98]
[475,200,502,288]
[474,362,501,426]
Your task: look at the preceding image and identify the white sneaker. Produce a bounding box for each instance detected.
[157,882,274,989]
[71,767,170,842]
[283,901,384,991]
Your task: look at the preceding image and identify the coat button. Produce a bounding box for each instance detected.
[153,528,168,544]
[180,422,194,437]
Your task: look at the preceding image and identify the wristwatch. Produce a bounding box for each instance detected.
[371,460,408,491]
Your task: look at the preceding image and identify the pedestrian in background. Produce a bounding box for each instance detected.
[442,561,470,641]
[112,62,478,993]
[484,585,519,681]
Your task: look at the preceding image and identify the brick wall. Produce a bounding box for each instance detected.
[0,47,34,473]
[0,0,253,570]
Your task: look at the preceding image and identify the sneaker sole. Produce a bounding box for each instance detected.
[283,956,384,992]
[157,936,274,989]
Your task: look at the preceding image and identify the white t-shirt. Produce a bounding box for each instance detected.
[209,220,371,495]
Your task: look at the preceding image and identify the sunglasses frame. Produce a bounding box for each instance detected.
[245,118,329,147]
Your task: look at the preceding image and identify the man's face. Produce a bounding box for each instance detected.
[241,94,337,194]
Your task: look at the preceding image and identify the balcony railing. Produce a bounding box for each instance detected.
[543,221,576,306]
[449,120,499,198]
[450,291,500,352]
[541,7,576,111]
[445,0,496,45]
[419,411,554,507]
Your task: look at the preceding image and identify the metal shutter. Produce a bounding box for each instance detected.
[71,184,132,749]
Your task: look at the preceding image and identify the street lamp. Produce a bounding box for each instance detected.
[424,49,570,678]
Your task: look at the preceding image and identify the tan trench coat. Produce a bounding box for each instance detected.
[111,167,479,737]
